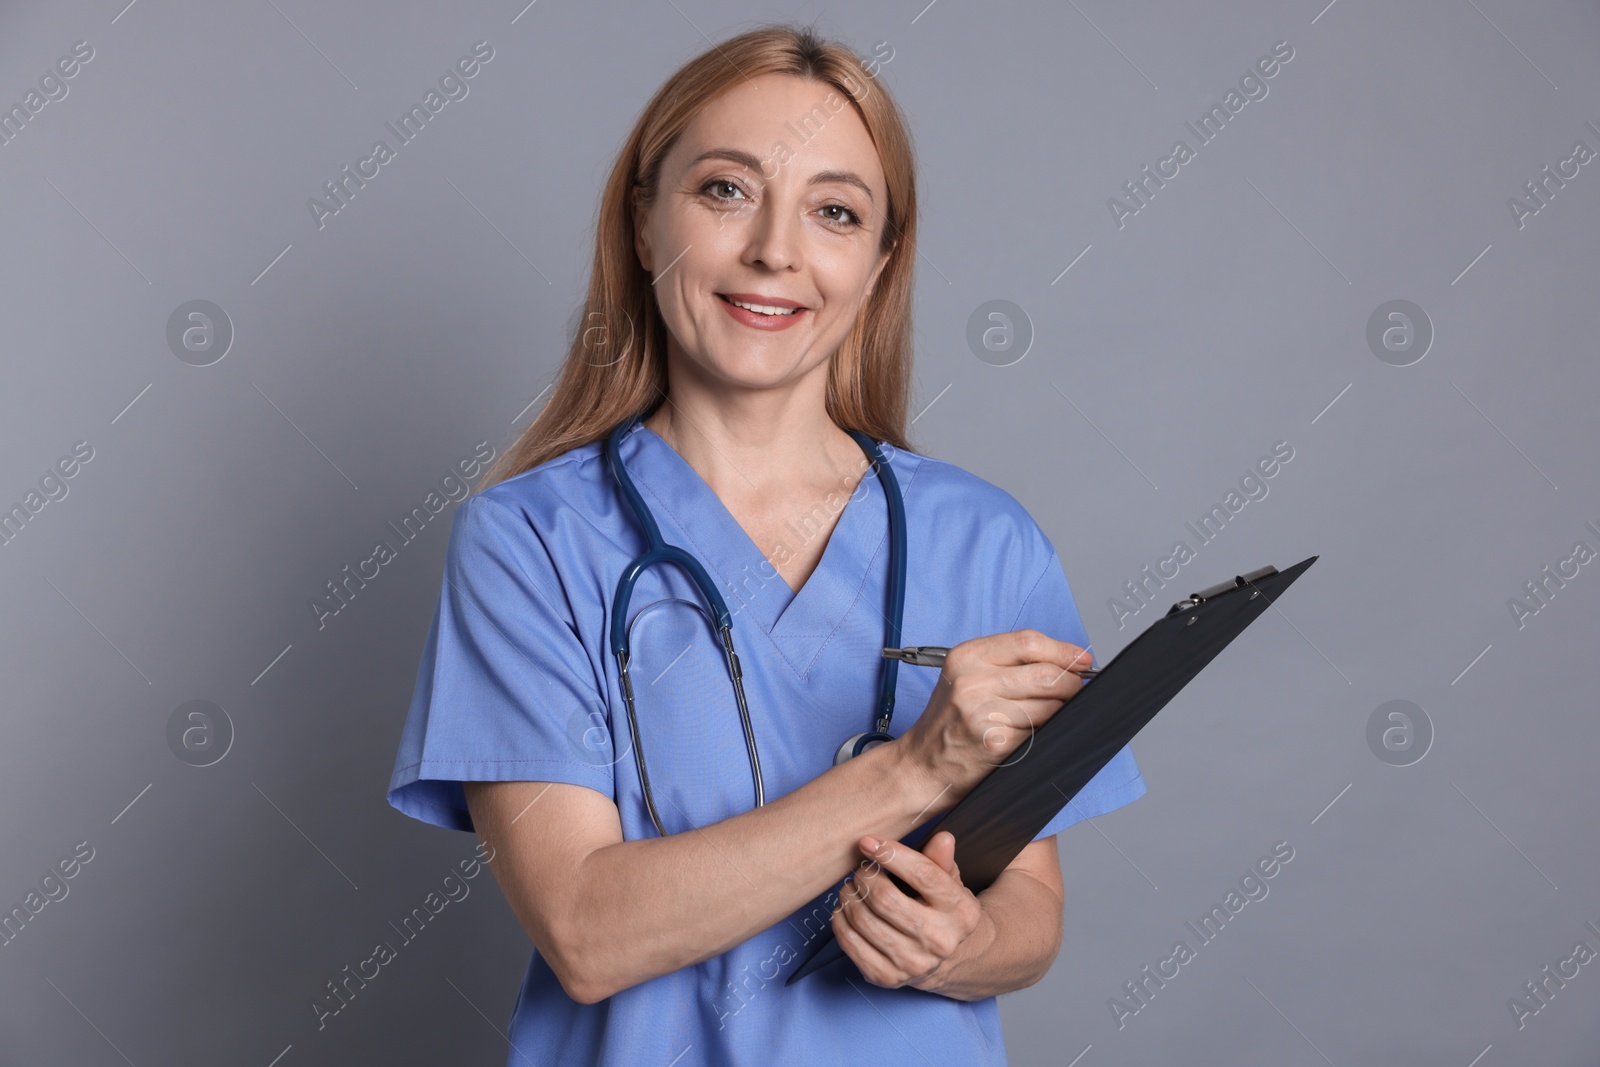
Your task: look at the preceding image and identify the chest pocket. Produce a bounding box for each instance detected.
[620,597,763,837]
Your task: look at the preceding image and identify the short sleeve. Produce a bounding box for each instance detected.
[1010,535,1147,842]
[387,493,614,833]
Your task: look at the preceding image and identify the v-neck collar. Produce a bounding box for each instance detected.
[618,420,902,678]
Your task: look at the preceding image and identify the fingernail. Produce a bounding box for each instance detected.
[863,835,883,852]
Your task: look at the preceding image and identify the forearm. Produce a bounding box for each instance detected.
[568,739,956,1000]
[918,868,1064,1002]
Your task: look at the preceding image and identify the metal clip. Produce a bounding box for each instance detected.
[1167,564,1278,616]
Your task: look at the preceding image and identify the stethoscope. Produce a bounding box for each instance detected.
[605,412,908,838]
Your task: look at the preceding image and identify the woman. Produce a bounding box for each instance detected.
[387,23,1145,1066]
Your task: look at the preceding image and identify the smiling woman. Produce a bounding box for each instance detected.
[386,20,1144,1067]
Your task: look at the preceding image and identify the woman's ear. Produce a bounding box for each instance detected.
[632,196,653,273]
[863,244,893,300]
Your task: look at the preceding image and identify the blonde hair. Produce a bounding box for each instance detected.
[477,22,920,490]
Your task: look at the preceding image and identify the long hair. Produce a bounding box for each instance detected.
[476,22,920,490]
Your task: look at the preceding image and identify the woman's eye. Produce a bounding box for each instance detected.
[703,179,746,202]
[820,204,862,228]
[700,180,860,229]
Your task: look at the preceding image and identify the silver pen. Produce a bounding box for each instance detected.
[882,645,1100,676]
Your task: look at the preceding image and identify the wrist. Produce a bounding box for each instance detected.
[887,733,955,825]
[916,904,999,998]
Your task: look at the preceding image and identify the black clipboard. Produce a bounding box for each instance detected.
[785,555,1318,985]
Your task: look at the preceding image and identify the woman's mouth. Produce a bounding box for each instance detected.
[717,293,808,331]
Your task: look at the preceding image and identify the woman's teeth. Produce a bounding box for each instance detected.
[724,296,799,316]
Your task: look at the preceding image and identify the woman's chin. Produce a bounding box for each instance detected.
[686,351,819,391]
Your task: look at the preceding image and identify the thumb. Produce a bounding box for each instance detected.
[923,831,957,873]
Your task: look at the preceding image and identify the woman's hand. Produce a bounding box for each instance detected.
[831,831,986,993]
[895,630,1094,803]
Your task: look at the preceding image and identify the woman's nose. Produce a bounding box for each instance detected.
[741,201,801,272]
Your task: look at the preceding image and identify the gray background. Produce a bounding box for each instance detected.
[2,0,1596,1063]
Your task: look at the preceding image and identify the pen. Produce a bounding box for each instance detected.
[882,645,1100,675]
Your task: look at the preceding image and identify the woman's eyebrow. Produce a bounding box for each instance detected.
[688,147,876,204]
[811,169,875,204]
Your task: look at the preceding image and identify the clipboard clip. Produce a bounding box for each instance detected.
[1166,565,1278,616]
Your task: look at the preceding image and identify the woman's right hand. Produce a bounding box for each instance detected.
[894,630,1095,804]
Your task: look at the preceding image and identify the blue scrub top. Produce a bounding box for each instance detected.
[388,420,1145,1066]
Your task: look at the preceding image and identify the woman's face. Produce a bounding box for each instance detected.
[634,72,893,394]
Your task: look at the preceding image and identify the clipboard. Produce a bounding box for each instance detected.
[785,555,1318,985]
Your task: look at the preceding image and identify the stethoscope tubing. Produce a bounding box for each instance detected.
[605,413,904,837]
[847,426,905,737]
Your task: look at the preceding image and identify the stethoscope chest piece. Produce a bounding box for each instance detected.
[834,730,894,766]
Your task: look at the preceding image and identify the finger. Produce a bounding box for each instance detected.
[845,857,894,906]
[833,897,909,986]
[848,844,898,903]
[948,847,964,886]
[863,837,963,909]
[852,839,926,911]
[988,661,1088,703]
[849,857,936,943]
[964,630,1094,672]
[843,885,948,984]
[973,697,1047,752]
[842,888,959,986]
[922,831,956,873]
[843,875,926,948]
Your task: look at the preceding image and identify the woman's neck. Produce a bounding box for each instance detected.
[641,391,864,502]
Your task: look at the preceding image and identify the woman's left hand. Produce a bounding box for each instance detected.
[831,830,988,992]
